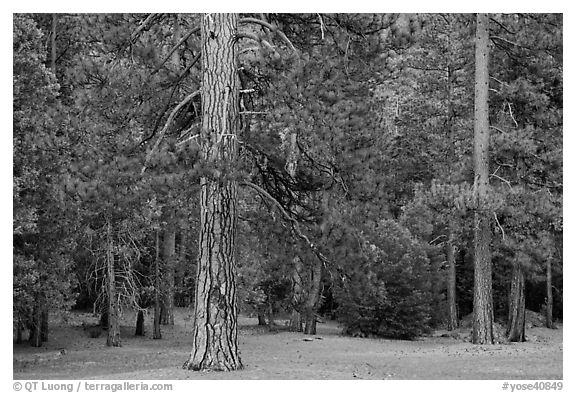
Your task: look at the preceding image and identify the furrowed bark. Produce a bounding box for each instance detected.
[289,256,304,332]
[472,13,494,345]
[184,13,242,372]
[303,258,322,335]
[507,262,526,342]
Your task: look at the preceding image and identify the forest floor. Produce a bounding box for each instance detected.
[13,308,562,380]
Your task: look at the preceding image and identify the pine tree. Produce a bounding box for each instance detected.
[183,13,242,372]
[472,13,495,345]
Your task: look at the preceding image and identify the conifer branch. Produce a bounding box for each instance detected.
[141,89,201,174]
[131,14,161,42]
[490,125,508,134]
[175,52,201,83]
[236,31,277,54]
[239,17,297,52]
[489,17,518,35]
[155,26,201,73]
[241,181,329,267]
[490,172,513,190]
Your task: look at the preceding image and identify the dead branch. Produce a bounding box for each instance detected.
[155,26,201,73]
[142,89,201,174]
[490,125,508,134]
[507,102,519,128]
[131,14,161,42]
[493,212,505,241]
[317,13,326,40]
[239,17,297,52]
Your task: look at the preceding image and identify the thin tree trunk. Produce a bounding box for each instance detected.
[266,300,276,331]
[446,223,459,330]
[153,229,162,339]
[106,222,121,347]
[507,263,526,342]
[303,258,322,335]
[161,219,176,326]
[29,298,42,347]
[176,228,190,307]
[546,256,555,329]
[472,12,494,345]
[289,256,304,332]
[172,14,181,70]
[16,317,24,344]
[40,309,49,342]
[286,132,305,333]
[184,13,242,372]
[445,63,459,332]
[135,310,145,336]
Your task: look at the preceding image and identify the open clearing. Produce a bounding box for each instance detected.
[14,308,562,380]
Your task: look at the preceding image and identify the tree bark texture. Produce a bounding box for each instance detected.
[153,229,162,339]
[289,256,304,332]
[506,263,526,342]
[546,256,555,329]
[161,220,176,326]
[472,13,494,345]
[285,133,305,333]
[303,258,322,335]
[184,13,242,372]
[446,224,459,331]
[106,222,121,347]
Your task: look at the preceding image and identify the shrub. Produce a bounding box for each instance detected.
[335,219,437,339]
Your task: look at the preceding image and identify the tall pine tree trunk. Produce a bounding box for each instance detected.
[507,262,526,342]
[445,64,459,332]
[472,13,494,345]
[446,224,459,330]
[184,13,242,372]
[106,222,121,347]
[545,256,555,329]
